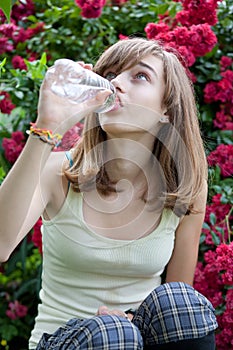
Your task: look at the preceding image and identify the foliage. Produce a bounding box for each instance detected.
[0,0,232,349]
[0,0,11,23]
[0,239,41,350]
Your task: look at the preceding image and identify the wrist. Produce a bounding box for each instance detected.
[26,122,62,150]
[35,119,64,135]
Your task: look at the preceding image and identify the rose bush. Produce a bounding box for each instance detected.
[0,0,232,349]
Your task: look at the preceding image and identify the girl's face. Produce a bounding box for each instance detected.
[98,54,166,136]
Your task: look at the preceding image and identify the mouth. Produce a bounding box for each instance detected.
[110,95,122,112]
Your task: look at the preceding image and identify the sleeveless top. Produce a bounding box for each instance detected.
[29,186,180,349]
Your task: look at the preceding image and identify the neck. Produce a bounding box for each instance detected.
[104,132,155,188]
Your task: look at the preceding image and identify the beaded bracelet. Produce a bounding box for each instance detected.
[26,122,62,149]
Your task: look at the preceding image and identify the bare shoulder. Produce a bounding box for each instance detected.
[192,179,208,212]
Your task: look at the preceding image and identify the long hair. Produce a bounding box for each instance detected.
[64,38,208,216]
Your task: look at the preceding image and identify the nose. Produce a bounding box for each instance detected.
[111,72,126,93]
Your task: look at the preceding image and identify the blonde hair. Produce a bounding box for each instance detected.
[64,38,208,216]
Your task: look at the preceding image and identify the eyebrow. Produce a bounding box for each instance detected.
[137,61,158,78]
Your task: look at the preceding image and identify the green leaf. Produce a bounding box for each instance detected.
[14,278,39,299]
[40,52,47,66]
[202,222,210,230]
[19,236,28,272]
[0,0,12,23]
[215,305,225,316]
[210,230,221,245]
[0,57,7,77]
[14,90,24,99]
[215,226,225,236]
[199,233,206,244]
[24,54,47,81]
[212,185,222,193]
[209,212,217,225]
[0,166,6,183]
[0,324,18,341]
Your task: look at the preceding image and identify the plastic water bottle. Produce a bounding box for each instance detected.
[46,58,116,113]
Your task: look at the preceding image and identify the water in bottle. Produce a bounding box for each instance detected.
[45,58,116,113]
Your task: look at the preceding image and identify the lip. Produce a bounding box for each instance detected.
[109,95,122,112]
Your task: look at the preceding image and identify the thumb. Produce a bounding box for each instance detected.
[95,89,113,104]
[83,89,113,113]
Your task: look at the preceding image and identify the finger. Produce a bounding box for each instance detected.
[83,63,93,71]
[110,309,127,317]
[125,313,133,321]
[80,89,113,112]
[95,89,113,103]
[97,305,110,315]
[76,61,85,66]
[75,62,93,71]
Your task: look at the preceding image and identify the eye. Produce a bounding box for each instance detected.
[135,72,149,81]
[104,72,117,81]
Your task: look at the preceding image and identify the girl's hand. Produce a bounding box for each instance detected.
[36,61,112,135]
[96,306,133,321]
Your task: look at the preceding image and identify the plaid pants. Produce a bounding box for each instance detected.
[36,282,218,350]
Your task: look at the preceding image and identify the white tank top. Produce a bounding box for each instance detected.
[29,188,179,349]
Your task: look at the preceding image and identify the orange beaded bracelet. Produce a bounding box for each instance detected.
[26,123,62,149]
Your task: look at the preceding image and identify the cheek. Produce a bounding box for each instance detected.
[134,86,163,108]
[136,93,164,115]
[151,89,164,108]
[126,105,162,131]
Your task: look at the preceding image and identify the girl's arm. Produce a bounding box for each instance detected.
[0,136,57,261]
[165,181,208,285]
[0,64,111,262]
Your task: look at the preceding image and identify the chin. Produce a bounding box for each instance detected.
[98,114,159,135]
[100,121,131,134]
[101,123,152,137]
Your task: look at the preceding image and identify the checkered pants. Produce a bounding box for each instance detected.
[36,282,218,349]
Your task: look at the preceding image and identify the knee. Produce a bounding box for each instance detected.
[133,282,218,344]
[80,315,143,349]
[150,281,217,320]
